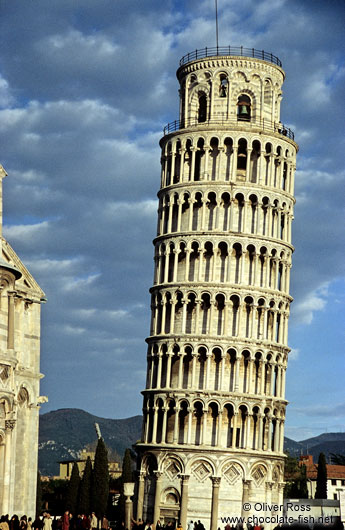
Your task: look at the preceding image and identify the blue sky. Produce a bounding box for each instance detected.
[0,0,344,441]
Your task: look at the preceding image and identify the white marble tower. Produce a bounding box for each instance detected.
[0,164,46,517]
[135,47,298,530]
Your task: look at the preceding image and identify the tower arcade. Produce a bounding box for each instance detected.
[135,47,298,529]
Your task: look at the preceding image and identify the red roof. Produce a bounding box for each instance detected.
[299,455,345,480]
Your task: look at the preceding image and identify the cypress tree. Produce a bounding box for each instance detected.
[79,456,92,515]
[122,448,134,482]
[315,452,327,499]
[91,438,109,518]
[66,462,81,514]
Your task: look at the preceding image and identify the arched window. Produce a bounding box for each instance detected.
[219,75,228,97]
[237,95,251,121]
[198,93,207,123]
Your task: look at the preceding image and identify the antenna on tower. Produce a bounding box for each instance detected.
[215,0,219,50]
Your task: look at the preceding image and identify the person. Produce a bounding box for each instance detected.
[101,518,108,530]
[28,519,33,530]
[90,515,97,530]
[187,522,194,530]
[62,512,70,530]
[20,518,28,530]
[176,524,183,530]
[225,524,231,530]
[43,515,52,530]
[0,516,10,530]
[156,522,162,530]
[81,516,90,530]
[11,517,20,530]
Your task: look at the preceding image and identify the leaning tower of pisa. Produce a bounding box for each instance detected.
[135,47,298,530]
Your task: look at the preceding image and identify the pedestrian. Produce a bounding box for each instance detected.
[101,517,108,530]
[62,512,70,530]
[90,514,97,530]
[0,516,10,530]
[43,514,52,530]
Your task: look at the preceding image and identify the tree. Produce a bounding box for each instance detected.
[79,456,92,515]
[283,455,309,499]
[122,448,134,483]
[66,462,81,514]
[91,438,109,518]
[315,452,327,499]
[36,471,43,516]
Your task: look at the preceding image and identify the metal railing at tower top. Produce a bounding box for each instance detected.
[179,46,282,67]
[163,116,295,141]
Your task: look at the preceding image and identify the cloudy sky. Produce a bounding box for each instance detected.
[0,0,344,441]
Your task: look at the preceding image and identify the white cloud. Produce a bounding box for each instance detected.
[292,284,329,325]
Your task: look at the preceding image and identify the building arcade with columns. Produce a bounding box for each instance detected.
[135,46,298,530]
[0,164,46,517]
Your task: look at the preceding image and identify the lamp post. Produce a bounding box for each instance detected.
[124,482,135,530]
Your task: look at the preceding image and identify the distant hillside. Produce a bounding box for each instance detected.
[39,408,142,476]
[282,432,345,461]
[38,409,345,476]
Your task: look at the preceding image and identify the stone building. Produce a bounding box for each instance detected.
[135,47,298,529]
[300,455,345,500]
[0,164,46,517]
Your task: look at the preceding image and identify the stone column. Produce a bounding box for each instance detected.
[241,480,251,518]
[279,419,285,453]
[178,353,184,388]
[162,407,168,444]
[245,148,252,182]
[173,407,179,443]
[232,413,238,447]
[166,352,172,388]
[231,146,238,181]
[202,409,207,444]
[136,471,145,520]
[191,354,197,388]
[187,408,192,444]
[210,477,221,530]
[180,474,190,529]
[190,148,196,179]
[170,300,175,335]
[217,410,222,446]
[157,353,163,389]
[177,200,183,231]
[205,353,211,389]
[7,292,16,350]
[270,363,275,396]
[2,420,16,514]
[258,413,264,450]
[152,407,158,443]
[153,472,163,524]
[234,356,240,391]
[265,481,274,510]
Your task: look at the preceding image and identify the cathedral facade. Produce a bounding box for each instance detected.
[0,164,46,517]
[135,47,298,529]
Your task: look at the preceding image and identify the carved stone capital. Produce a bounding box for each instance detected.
[5,419,16,431]
[212,476,221,487]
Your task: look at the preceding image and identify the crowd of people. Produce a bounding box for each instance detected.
[0,514,110,530]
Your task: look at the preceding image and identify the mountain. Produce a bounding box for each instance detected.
[39,408,142,476]
[282,433,345,461]
[38,409,345,476]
